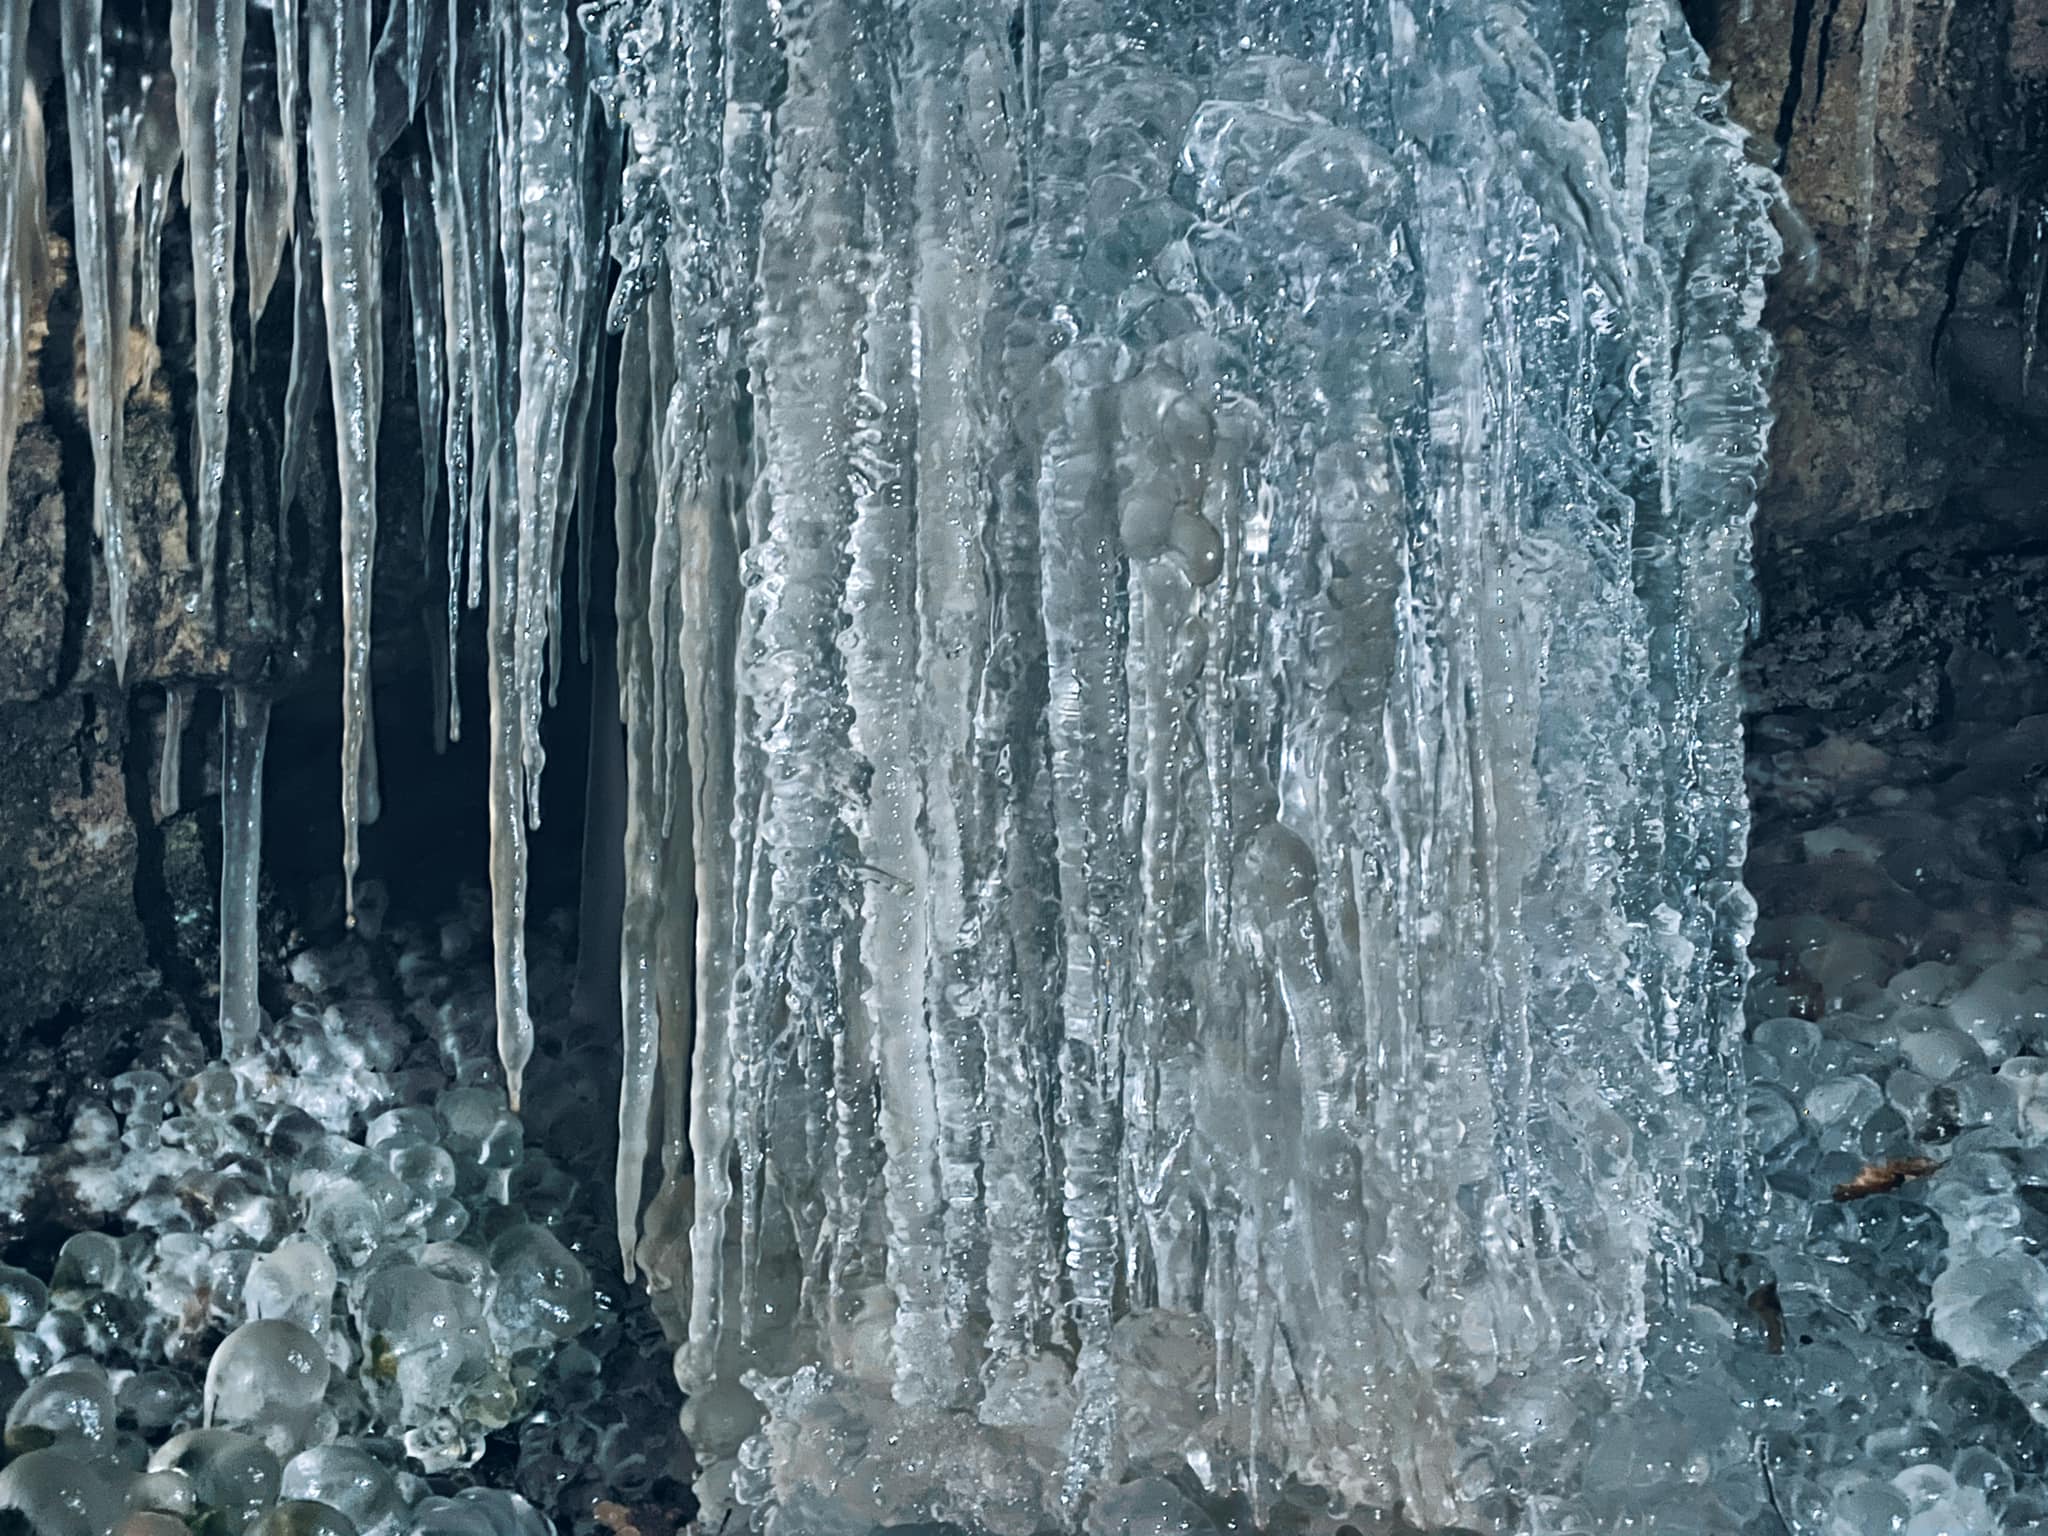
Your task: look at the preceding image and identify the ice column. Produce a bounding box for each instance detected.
[219,689,273,1058]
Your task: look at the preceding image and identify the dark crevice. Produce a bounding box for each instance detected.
[71,693,96,800]
[1773,0,1821,172]
[34,278,101,699]
[1932,223,1976,369]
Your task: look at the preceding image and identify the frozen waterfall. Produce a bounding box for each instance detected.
[0,0,1781,1525]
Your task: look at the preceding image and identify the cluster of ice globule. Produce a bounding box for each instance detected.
[0,891,681,1536]
[1527,694,2048,1536]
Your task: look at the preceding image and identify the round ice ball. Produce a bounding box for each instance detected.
[245,1242,341,1336]
[5,1358,116,1452]
[149,1427,282,1520]
[0,1264,49,1329]
[409,1489,551,1536]
[126,1467,196,1517]
[249,1498,362,1536]
[487,1225,593,1352]
[281,1445,403,1536]
[48,1233,121,1299]
[205,1320,332,1436]
[0,1448,128,1536]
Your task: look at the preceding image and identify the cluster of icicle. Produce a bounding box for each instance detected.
[0,0,1782,1525]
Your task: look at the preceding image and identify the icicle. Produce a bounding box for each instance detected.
[612,308,659,1276]
[368,0,430,158]
[219,688,272,1058]
[305,0,382,925]
[729,0,878,1354]
[158,684,192,819]
[360,675,382,827]
[0,0,39,530]
[274,0,299,247]
[243,56,294,322]
[546,96,601,711]
[279,202,324,517]
[507,0,587,837]
[423,53,473,743]
[169,0,245,610]
[1621,0,1661,241]
[482,0,588,1106]
[401,155,445,563]
[843,146,950,1400]
[1035,336,1134,1504]
[1852,0,1892,298]
[112,42,182,403]
[434,0,497,618]
[484,402,535,1110]
[60,0,136,682]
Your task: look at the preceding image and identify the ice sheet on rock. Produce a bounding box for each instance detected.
[1853,0,1893,298]
[617,0,1783,1523]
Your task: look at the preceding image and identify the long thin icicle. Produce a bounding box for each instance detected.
[219,688,272,1058]
[0,0,39,526]
[170,0,245,609]
[305,0,382,925]
[401,154,445,564]
[612,309,660,1275]
[60,0,136,681]
[243,55,294,321]
[482,0,588,1109]
[158,684,192,818]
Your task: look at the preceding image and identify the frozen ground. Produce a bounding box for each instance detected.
[0,894,690,1536]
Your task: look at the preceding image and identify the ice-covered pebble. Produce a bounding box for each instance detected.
[6,1359,116,1451]
[0,1448,129,1536]
[150,1427,283,1520]
[282,1445,404,1536]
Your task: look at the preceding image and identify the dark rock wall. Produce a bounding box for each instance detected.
[1706,0,2047,563]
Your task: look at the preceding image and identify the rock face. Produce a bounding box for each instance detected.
[0,693,145,1027]
[1698,0,2048,853]
[0,194,406,1034]
[1705,0,2048,560]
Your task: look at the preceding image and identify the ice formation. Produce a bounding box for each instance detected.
[0,0,1792,1527]
[0,901,674,1536]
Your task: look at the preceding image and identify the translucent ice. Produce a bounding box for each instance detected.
[204,1319,332,1454]
[4,1359,115,1451]
[0,1448,127,1536]
[281,1445,403,1536]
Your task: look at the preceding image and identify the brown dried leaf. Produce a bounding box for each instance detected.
[1833,1155,1941,1203]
